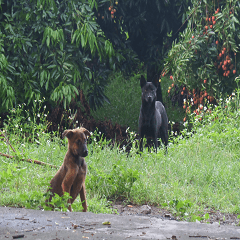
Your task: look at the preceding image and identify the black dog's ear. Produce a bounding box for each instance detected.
[140,75,146,88]
[151,74,159,88]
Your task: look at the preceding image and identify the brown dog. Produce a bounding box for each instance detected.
[46,127,91,212]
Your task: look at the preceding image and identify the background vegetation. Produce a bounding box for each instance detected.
[0,0,240,224]
[0,0,191,114]
[0,83,240,222]
[165,0,240,120]
[0,0,116,112]
[91,70,185,132]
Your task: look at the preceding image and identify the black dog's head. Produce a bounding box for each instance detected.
[140,75,157,104]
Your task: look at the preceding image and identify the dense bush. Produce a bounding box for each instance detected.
[0,0,116,112]
[165,0,240,107]
[0,0,191,114]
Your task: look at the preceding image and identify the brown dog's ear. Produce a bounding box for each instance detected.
[62,129,74,139]
[80,127,91,138]
[140,75,146,88]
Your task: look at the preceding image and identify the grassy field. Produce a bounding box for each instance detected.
[1,81,240,222]
[90,72,143,132]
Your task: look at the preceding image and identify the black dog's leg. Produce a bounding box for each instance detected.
[153,130,158,153]
[163,129,168,153]
[154,138,158,153]
[159,127,168,154]
[139,137,143,152]
[164,130,169,154]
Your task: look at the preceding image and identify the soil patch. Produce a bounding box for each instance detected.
[112,203,240,226]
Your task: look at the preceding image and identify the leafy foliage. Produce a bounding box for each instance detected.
[0,0,204,114]
[169,199,193,217]
[164,0,240,102]
[88,162,140,199]
[0,0,115,112]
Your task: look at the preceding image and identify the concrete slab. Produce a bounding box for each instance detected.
[0,207,240,239]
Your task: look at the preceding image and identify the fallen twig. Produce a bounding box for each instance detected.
[0,129,16,153]
[15,217,29,220]
[12,234,25,239]
[0,152,58,169]
[0,129,58,169]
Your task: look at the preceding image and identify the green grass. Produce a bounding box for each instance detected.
[0,95,240,221]
[90,72,143,132]
[0,130,114,213]
[89,107,240,218]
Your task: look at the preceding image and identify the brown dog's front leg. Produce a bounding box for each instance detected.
[62,169,78,212]
[80,183,87,212]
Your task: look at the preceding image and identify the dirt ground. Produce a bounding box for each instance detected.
[112,203,240,226]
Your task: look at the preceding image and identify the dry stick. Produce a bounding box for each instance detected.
[0,129,16,153]
[0,152,58,169]
[0,129,58,169]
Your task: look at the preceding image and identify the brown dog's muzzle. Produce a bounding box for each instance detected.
[82,146,88,157]
[77,141,88,157]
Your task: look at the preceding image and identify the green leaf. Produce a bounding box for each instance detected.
[47,64,56,69]
[232,16,239,24]
[204,213,210,220]
[26,13,30,21]
[45,80,49,90]
[46,36,50,47]
[40,71,45,87]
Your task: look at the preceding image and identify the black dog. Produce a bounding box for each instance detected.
[138,75,168,152]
